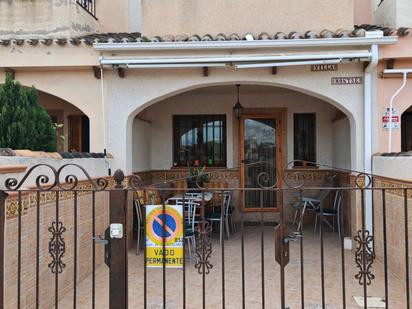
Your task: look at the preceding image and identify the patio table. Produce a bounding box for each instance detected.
[167,192,214,203]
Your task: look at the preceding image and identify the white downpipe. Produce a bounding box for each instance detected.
[387,72,408,153]
[100,66,111,176]
[363,44,378,234]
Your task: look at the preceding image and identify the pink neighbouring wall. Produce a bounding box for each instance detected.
[354,0,373,26]
[378,38,412,153]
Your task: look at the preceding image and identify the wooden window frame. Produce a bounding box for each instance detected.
[239,112,283,212]
[402,111,412,152]
[293,113,316,166]
[172,115,227,167]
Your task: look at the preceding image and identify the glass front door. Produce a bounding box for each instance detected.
[240,115,281,211]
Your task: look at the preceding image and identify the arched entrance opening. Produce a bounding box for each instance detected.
[131,84,353,173]
[130,83,353,214]
[37,90,90,153]
[401,106,412,152]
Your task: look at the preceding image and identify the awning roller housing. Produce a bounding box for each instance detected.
[100,50,372,69]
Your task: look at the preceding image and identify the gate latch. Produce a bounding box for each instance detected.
[93,235,109,245]
[92,227,111,268]
[283,231,302,244]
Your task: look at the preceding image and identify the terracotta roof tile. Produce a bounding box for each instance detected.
[355,24,411,37]
[229,33,241,40]
[0,27,404,47]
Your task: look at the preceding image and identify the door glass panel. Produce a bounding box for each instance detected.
[243,118,277,209]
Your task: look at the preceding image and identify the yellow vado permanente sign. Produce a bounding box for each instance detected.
[145,204,184,268]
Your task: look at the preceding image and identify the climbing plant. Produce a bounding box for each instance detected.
[0,74,56,151]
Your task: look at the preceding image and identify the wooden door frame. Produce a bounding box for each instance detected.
[239,112,282,212]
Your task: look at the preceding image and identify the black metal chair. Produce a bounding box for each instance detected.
[292,175,336,230]
[314,189,343,236]
[206,191,232,245]
[134,198,144,255]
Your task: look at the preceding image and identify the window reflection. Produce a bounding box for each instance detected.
[173,115,226,167]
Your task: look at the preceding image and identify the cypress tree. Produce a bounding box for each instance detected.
[0,74,56,151]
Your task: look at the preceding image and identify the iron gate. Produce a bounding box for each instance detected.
[0,161,411,308]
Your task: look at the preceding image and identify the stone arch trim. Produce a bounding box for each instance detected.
[123,79,359,172]
[0,70,100,120]
[17,83,90,117]
[126,80,356,126]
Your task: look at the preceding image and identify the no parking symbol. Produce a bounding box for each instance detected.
[146,205,184,268]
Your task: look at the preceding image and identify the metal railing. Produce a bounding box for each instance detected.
[76,0,97,19]
[0,161,411,308]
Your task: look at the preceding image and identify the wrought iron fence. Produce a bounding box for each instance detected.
[76,0,97,19]
[0,161,411,308]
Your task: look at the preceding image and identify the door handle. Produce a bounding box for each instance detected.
[275,224,292,267]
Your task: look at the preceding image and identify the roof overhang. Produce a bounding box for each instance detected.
[94,36,398,52]
[97,32,397,69]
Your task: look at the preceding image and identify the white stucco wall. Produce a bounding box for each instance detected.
[127,0,142,32]
[132,86,343,171]
[374,0,412,28]
[132,119,151,171]
[373,156,412,181]
[374,0,397,27]
[0,0,99,38]
[105,62,364,173]
[332,117,351,169]
[397,0,412,27]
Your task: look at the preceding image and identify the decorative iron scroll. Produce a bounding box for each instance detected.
[48,221,67,274]
[140,159,381,192]
[5,163,109,191]
[354,173,372,189]
[128,174,143,190]
[354,230,375,285]
[195,221,213,275]
[257,170,279,189]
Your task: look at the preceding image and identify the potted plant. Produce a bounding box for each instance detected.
[187,163,210,191]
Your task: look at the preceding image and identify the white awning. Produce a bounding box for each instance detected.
[100,50,371,68]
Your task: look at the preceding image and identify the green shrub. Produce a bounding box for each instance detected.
[0,74,56,151]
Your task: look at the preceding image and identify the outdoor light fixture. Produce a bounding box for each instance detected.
[233,84,243,119]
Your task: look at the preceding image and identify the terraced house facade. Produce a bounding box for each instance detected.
[2,0,412,308]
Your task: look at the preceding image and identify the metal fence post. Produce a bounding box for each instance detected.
[0,191,7,309]
[109,170,128,309]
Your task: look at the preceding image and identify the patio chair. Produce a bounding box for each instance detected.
[314,189,343,236]
[292,175,336,230]
[185,200,199,258]
[175,198,199,258]
[228,204,236,233]
[206,191,232,245]
[207,189,236,233]
[134,189,163,255]
[134,197,144,255]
